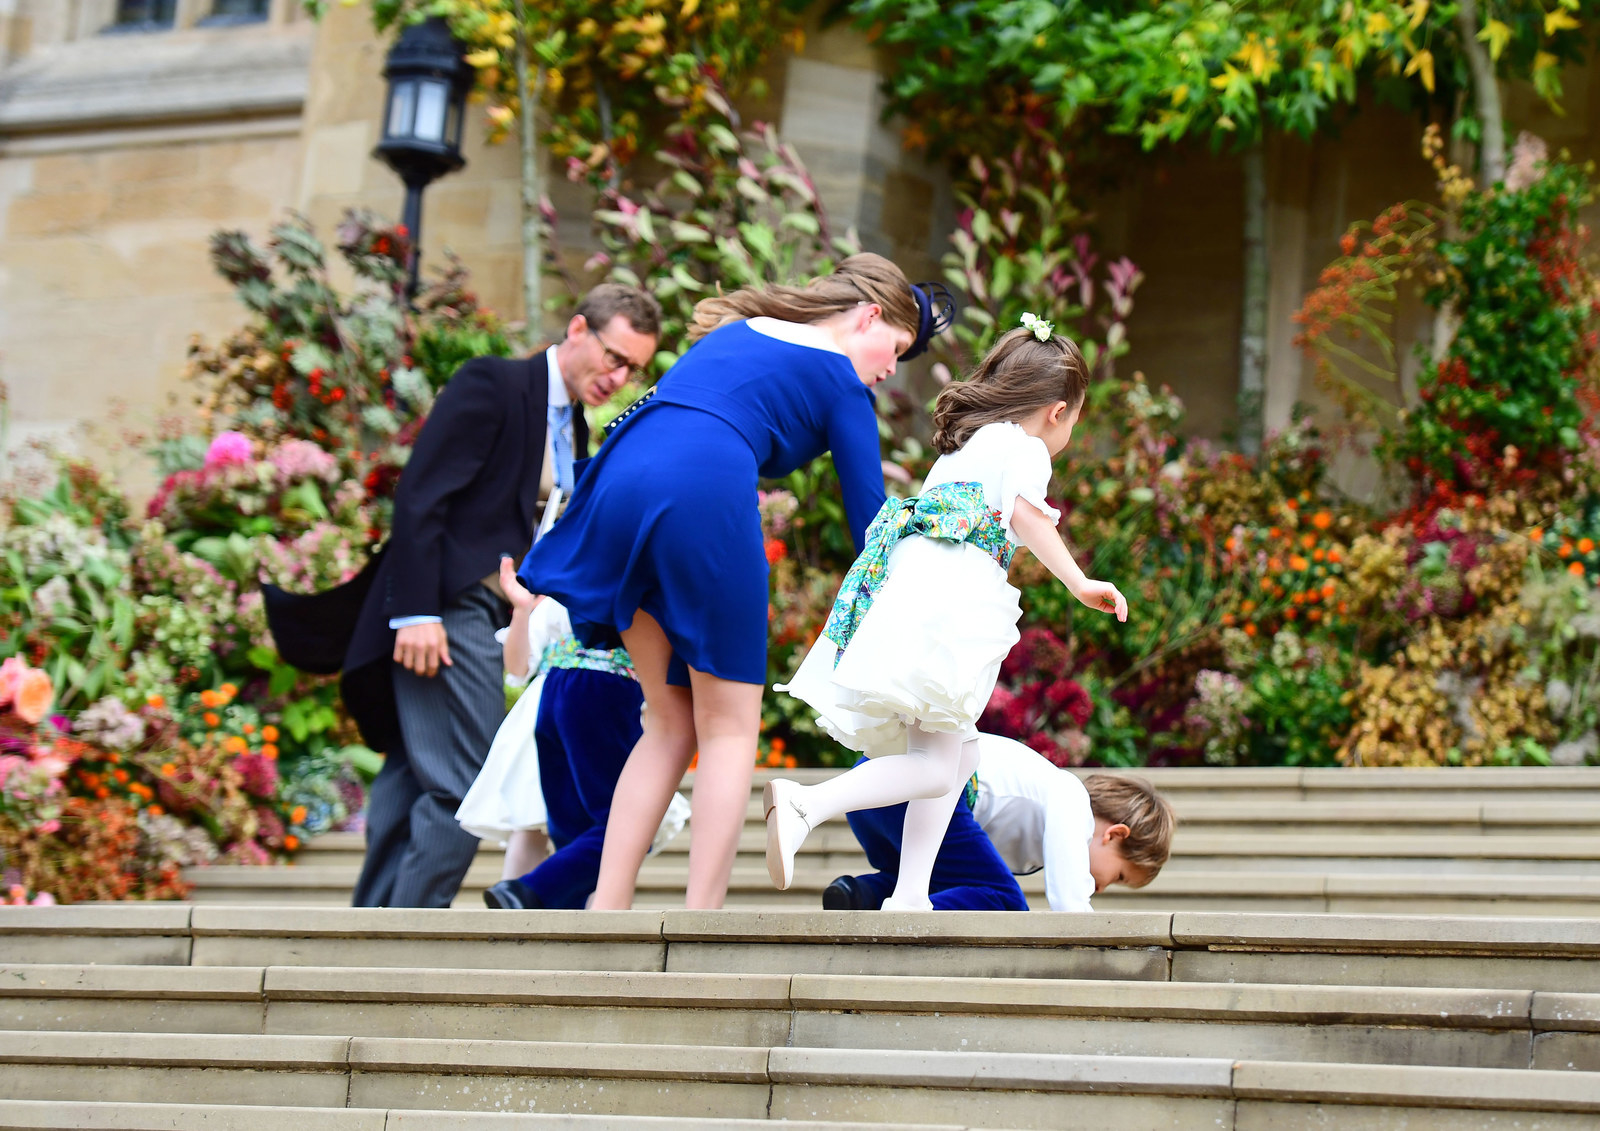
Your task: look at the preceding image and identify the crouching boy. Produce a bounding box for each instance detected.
[823,733,1175,912]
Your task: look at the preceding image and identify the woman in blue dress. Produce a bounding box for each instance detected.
[520,253,948,908]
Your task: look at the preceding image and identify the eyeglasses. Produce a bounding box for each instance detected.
[590,325,649,382]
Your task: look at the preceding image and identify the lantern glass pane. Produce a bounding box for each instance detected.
[446,96,463,149]
[414,80,449,144]
[386,81,417,141]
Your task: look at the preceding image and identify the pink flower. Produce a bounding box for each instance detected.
[15,668,54,725]
[29,892,55,906]
[204,430,254,470]
[268,439,339,484]
[234,753,279,799]
[1044,678,1093,729]
[0,657,25,709]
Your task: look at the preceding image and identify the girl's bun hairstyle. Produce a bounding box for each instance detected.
[931,328,1090,454]
[686,253,920,344]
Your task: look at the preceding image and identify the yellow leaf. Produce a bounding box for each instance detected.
[1209,66,1234,90]
[1171,83,1189,106]
[681,0,700,16]
[1365,11,1392,35]
[1534,49,1561,71]
[1545,9,1580,34]
[1478,18,1512,61]
[464,48,501,68]
[1404,47,1435,91]
[1407,0,1429,31]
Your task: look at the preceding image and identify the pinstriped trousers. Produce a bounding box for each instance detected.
[352,585,508,908]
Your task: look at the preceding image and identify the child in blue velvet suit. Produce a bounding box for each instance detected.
[822,733,1174,912]
[470,558,684,909]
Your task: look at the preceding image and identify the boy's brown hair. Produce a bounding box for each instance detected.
[1084,774,1175,879]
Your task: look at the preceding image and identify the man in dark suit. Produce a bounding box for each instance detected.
[341,284,660,907]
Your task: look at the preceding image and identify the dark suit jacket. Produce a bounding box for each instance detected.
[263,350,587,751]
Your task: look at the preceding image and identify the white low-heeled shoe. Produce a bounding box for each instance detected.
[763,779,810,891]
[879,894,934,912]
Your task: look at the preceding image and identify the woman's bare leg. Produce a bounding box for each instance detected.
[501,828,551,880]
[590,611,696,909]
[684,668,764,908]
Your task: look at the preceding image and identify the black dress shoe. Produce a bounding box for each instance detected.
[483,879,541,909]
[822,874,867,911]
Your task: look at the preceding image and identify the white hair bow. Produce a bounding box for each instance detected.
[1019,312,1053,341]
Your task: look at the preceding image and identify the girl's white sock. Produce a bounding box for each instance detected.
[889,737,980,907]
[794,724,965,829]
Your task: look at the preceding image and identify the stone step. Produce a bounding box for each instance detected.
[4,962,1595,1071]
[297,825,1600,873]
[177,860,1600,917]
[7,906,1599,991]
[2,1030,1598,1129]
[0,1101,953,1131]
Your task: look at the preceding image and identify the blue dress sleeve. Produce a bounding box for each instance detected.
[827,390,887,552]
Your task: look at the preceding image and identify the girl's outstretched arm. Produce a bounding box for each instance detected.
[1010,499,1128,623]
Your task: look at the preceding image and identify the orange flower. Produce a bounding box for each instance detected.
[113,769,128,784]
[1559,543,1573,558]
[220,682,238,697]
[1268,557,1283,572]
[1285,607,1299,621]
[261,725,279,743]
[284,835,300,852]
[770,737,786,753]
[160,763,176,777]
[1300,533,1316,550]
[1581,538,1596,554]
[1328,548,1343,564]
[1321,582,1337,599]
[203,712,220,728]
[1312,511,1333,530]
[146,693,166,710]
[261,744,279,760]
[14,667,54,725]
[1243,623,1258,637]
[96,786,109,799]
[1312,549,1325,562]
[1289,555,1309,572]
[1570,561,1586,577]
[763,538,787,565]
[782,755,798,769]
[1222,613,1236,626]
[148,805,164,818]
[1529,527,1545,543]
[223,736,247,754]
[1240,600,1256,614]
[242,724,255,735]
[200,689,220,708]
[1307,609,1323,622]
[1268,527,1282,540]
[1285,499,1299,510]
[290,805,307,824]
[1338,601,1349,614]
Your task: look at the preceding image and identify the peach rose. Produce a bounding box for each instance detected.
[14,667,55,725]
[0,657,26,710]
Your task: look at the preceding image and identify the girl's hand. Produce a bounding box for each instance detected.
[1072,578,1128,623]
[499,555,540,614]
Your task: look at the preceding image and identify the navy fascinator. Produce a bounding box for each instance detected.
[900,281,958,360]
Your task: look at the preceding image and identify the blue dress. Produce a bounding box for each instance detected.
[519,320,887,686]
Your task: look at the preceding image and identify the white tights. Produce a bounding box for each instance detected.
[792,723,980,908]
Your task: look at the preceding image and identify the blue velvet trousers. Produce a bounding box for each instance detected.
[843,759,1029,911]
[515,667,644,908]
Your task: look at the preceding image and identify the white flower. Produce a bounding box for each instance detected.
[1546,678,1574,719]
[1019,312,1053,341]
[1551,732,1598,766]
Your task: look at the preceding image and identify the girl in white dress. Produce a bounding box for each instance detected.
[770,319,1128,910]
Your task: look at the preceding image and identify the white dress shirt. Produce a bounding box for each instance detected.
[970,733,1097,913]
[389,347,571,630]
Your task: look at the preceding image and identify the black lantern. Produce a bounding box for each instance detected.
[374,17,473,296]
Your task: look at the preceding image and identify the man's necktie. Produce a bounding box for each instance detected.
[550,403,574,493]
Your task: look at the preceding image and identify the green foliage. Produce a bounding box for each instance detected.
[1393,154,1598,487]
[940,144,1141,378]
[328,0,808,177]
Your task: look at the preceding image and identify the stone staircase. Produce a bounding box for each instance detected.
[183,766,1600,916]
[1,904,1599,1128]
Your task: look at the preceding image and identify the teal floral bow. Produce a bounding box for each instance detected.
[822,481,1015,666]
[540,636,636,681]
